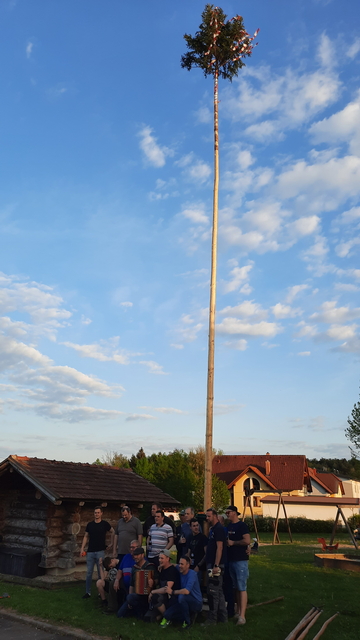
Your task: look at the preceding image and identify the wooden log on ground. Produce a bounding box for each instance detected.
[296,609,323,640]
[247,596,284,609]
[284,607,317,640]
[312,613,339,640]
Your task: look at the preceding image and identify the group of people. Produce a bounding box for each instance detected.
[80,502,250,628]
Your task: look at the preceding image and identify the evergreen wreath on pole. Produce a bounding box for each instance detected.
[181,5,259,511]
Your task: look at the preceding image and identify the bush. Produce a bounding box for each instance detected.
[243,515,335,533]
[348,514,360,529]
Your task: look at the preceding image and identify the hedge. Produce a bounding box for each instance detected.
[243,516,336,533]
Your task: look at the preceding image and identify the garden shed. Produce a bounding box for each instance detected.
[0,455,179,580]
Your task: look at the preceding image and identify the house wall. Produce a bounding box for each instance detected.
[233,472,273,517]
[262,502,360,521]
[342,479,360,499]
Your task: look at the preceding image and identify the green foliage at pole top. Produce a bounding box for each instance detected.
[181,4,257,81]
[346,389,360,458]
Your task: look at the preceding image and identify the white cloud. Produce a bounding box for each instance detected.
[214,403,245,415]
[125,413,156,421]
[223,38,341,138]
[219,300,267,320]
[285,284,310,303]
[335,206,360,226]
[317,33,334,68]
[195,106,211,124]
[334,283,359,293]
[309,92,360,156]
[0,335,51,371]
[347,38,360,60]
[170,343,184,349]
[298,351,311,356]
[138,126,173,168]
[223,339,248,351]
[26,41,33,59]
[63,339,131,365]
[139,360,169,375]
[180,203,209,225]
[271,303,302,319]
[217,318,283,338]
[335,237,360,258]
[81,315,92,325]
[186,161,211,183]
[276,155,360,212]
[310,301,360,324]
[222,263,253,294]
[119,301,133,308]
[140,406,187,414]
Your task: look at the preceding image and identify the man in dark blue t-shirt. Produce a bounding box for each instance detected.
[80,506,114,598]
[204,508,227,624]
[226,505,250,626]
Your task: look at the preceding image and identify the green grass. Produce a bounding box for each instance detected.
[0,537,359,640]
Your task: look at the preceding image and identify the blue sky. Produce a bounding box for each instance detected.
[1,0,360,463]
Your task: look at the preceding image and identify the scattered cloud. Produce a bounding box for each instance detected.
[138,126,173,168]
[222,263,253,294]
[285,285,310,304]
[180,203,209,225]
[139,406,187,414]
[271,303,302,319]
[139,360,169,375]
[26,41,33,59]
[62,339,131,365]
[298,351,311,356]
[217,318,283,338]
[219,300,267,320]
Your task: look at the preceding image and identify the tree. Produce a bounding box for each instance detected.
[188,445,229,511]
[181,5,258,509]
[346,390,360,458]
[93,451,130,468]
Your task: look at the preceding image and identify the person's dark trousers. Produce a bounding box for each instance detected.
[223,564,235,618]
[206,570,228,623]
[117,593,148,619]
[164,594,202,625]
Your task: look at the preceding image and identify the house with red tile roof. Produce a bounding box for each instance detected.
[212,453,312,516]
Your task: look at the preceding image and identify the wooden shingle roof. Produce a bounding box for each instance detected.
[0,455,180,506]
[213,454,312,492]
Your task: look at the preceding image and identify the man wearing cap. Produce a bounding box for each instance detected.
[147,510,174,567]
[117,547,156,619]
[226,505,251,625]
[203,508,228,625]
[149,549,180,623]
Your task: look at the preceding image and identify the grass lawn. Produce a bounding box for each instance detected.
[0,537,359,640]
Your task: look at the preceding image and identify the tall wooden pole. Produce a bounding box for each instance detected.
[204,69,219,511]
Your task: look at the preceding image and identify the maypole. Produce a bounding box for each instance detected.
[181,5,259,511]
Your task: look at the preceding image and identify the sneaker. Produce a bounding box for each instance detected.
[181,621,192,631]
[82,593,91,599]
[160,618,171,628]
[236,616,246,625]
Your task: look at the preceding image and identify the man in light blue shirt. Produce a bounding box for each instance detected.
[161,556,203,630]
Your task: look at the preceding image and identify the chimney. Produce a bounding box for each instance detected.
[265,459,270,476]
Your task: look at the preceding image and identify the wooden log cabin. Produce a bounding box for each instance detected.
[0,455,179,580]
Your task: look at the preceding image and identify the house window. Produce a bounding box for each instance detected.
[252,479,260,491]
[252,497,258,507]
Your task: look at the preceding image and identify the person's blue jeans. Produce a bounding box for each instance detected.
[85,550,104,594]
[164,594,202,625]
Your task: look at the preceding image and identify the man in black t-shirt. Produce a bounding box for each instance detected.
[188,518,207,587]
[80,506,114,598]
[204,508,228,624]
[226,505,250,626]
[148,549,180,618]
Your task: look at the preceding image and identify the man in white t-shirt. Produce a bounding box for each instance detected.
[147,510,174,567]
